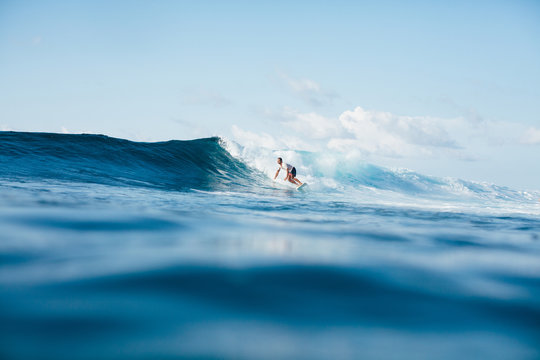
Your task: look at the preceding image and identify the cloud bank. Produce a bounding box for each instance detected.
[232,105,535,162]
[521,127,540,145]
[331,107,461,157]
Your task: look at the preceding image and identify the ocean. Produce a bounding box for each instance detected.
[1,131,539,359]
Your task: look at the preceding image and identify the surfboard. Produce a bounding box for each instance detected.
[296,183,307,191]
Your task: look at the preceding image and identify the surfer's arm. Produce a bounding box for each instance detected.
[274,168,280,180]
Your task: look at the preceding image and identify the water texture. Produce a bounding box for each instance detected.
[1,131,539,359]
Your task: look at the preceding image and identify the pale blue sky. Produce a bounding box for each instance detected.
[1,1,539,189]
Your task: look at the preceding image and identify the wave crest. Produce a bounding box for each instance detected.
[0,132,259,191]
[223,138,540,205]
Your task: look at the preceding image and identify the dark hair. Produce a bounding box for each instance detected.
[277,157,282,162]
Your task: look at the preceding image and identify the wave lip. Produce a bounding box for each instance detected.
[0,131,261,192]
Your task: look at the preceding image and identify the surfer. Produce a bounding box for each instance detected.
[274,157,303,187]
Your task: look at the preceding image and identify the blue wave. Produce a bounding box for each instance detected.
[0,131,260,191]
[1,131,538,205]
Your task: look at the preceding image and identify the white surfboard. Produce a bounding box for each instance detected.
[296,183,308,191]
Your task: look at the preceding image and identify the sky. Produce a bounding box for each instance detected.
[0,0,539,189]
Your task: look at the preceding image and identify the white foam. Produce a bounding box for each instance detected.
[220,138,540,216]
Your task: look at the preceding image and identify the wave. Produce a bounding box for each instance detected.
[0,131,262,191]
[224,139,540,205]
[1,131,538,207]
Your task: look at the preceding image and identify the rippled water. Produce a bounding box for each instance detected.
[1,132,540,359]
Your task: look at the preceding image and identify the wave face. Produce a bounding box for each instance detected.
[0,132,260,191]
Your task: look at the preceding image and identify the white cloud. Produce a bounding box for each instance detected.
[181,88,231,108]
[235,105,467,157]
[333,106,462,157]
[233,105,532,163]
[438,95,485,124]
[279,107,344,139]
[231,125,280,149]
[257,105,466,157]
[231,124,318,151]
[521,127,540,145]
[278,72,337,107]
[285,76,320,93]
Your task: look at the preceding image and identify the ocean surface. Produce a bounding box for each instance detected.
[1,131,539,360]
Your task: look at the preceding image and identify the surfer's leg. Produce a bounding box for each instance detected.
[287,173,296,184]
[289,174,302,186]
[290,167,302,186]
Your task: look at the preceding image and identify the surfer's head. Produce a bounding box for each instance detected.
[277,157,282,165]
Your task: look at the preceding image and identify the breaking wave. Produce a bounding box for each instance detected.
[1,131,538,209]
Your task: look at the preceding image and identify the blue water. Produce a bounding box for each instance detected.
[1,131,540,360]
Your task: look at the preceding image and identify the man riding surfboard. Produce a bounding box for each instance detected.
[274,157,303,188]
